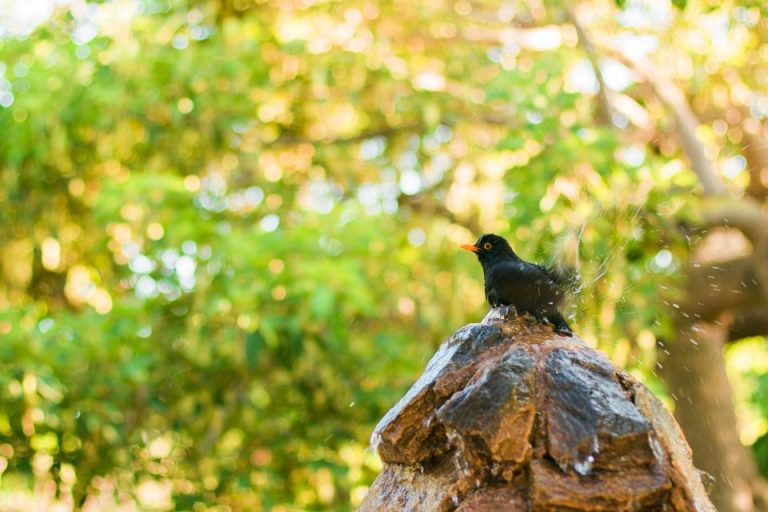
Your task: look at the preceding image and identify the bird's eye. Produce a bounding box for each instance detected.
[483,242,492,250]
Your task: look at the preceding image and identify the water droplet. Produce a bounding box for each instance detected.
[573,455,594,476]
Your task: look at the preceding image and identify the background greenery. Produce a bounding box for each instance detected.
[1,0,767,510]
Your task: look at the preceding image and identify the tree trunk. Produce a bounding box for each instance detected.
[590,41,768,511]
[661,320,767,512]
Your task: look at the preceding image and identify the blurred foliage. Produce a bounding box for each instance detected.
[0,0,767,509]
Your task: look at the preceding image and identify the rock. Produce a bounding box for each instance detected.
[359,307,716,512]
[370,323,507,465]
[633,383,717,512]
[437,347,536,470]
[358,451,476,512]
[542,348,658,475]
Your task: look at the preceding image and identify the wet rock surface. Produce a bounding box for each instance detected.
[359,307,715,512]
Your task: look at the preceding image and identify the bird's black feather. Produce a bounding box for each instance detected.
[467,233,573,335]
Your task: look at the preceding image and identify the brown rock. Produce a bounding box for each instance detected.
[371,323,507,465]
[530,458,669,511]
[633,383,717,512]
[437,347,536,467]
[359,307,715,512]
[359,451,476,512]
[456,482,528,511]
[542,348,658,474]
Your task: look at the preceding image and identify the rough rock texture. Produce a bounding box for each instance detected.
[360,307,715,512]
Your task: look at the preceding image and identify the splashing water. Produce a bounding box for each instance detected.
[573,435,601,476]
[574,455,595,476]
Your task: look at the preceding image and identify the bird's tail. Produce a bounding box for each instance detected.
[547,229,582,295]
[547,263,581,293]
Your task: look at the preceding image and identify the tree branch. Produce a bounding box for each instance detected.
[601,49,727,196]
[699,197,768,304]
[272,124,424,147]
[565,7,615,125]
[700,197,768,245]
[741,124,768,200]
[399,193,483,234]
[729,306,768,341]
[681,256,762,321]
[690,104,768,200]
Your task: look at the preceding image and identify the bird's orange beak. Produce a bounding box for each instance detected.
[460,244,479,253]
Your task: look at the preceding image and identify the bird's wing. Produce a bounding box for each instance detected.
[487,260,563,308]
[537,263,580,291]
[492,260,554,287]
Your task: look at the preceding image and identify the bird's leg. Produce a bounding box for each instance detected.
[515,308,539,326]
[531,307,573,336]
[547,311,573,336]
[487,290,502,308]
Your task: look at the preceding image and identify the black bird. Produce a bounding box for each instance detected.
[461,233,573,335]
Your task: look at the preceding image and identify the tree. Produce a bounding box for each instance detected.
[0,0,766,509]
